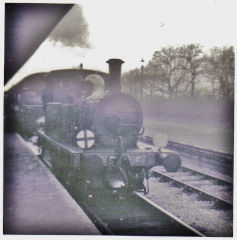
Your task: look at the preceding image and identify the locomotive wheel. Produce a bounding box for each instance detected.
[163,153,181,172]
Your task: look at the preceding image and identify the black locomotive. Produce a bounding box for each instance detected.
[8,58,181,194]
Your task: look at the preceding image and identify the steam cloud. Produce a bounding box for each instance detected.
[49,5,90,48]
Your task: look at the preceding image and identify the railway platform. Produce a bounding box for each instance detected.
[3,132,100,235]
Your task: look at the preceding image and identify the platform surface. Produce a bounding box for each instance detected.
[4,133,100,235]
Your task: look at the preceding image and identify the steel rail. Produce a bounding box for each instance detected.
[76,189,204,236]
[152,169,232,209]
[181,166,233,185]
[134,192,205,237]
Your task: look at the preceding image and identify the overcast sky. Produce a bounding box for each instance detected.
[5,0,237,91]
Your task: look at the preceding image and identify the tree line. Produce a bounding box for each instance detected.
[122,45,234,100]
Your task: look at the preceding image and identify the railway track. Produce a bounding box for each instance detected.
[138,136,233,235]
[151,166,233,210]
[74,188,204,236]
[138,136,233,209]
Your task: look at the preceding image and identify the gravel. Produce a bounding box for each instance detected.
[181,157,233,183]
[145,177,233,236]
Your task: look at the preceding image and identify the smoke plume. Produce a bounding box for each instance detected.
[49,5,90,48]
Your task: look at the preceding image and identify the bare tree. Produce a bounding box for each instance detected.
[148,46,189,98]
[122,68,140,98]
[142,62,163,98]
[205,46,234,99]
[179,44,203,97]
[123,45,234,100]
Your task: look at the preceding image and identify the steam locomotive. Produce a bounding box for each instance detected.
[8,59,181,194]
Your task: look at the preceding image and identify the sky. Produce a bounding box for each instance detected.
[4,0,237,91]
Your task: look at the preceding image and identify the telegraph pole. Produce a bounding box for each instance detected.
[140,58,144,100]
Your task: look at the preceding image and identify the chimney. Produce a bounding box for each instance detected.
[106,58,124,93]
